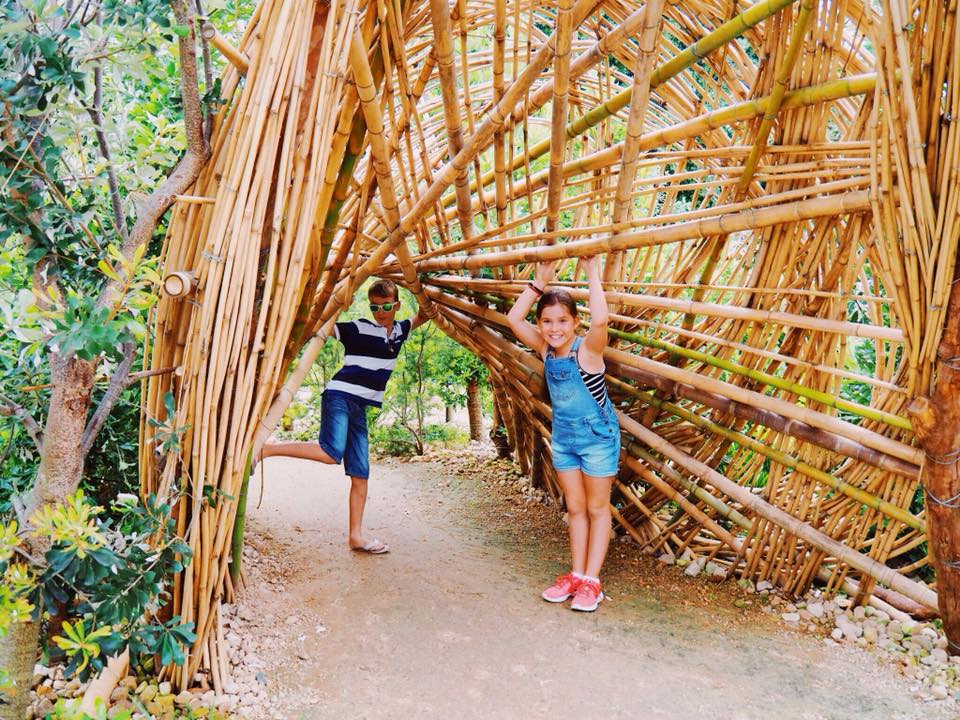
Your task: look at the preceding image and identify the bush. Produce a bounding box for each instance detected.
[422,424,469,446]
[0,491,195,691]
[369,423,417,457]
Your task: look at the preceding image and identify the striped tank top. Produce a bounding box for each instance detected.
[574,346,609,407]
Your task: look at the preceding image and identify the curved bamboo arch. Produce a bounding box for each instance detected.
[142,0,960,688]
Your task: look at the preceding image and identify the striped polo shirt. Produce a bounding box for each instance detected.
[324,318,413,407]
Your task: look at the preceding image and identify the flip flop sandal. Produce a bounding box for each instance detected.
[352,539,390,555]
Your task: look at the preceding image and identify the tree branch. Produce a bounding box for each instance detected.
[0,395,44,451]
[94,0,210,310]
[85,60,128,242]
[81,342,136,455]
[195,0,214,143]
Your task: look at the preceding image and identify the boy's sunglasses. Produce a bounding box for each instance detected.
[369,302,398,312]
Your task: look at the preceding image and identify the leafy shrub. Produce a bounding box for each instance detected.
[370,422,417,457]
[0,491,195,691]
[422,424,469,446]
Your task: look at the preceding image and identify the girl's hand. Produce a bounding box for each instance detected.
[582,254,601,277]
[534,260,557,288]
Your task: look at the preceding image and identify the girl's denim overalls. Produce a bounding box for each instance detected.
[544,336,621,477]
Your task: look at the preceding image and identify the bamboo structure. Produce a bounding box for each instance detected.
[142,0,960,685]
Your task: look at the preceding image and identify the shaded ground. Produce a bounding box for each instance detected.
[239,450,950,720]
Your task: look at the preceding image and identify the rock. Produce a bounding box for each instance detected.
[888,621,904,640]
[931,648,949,665]
[158,681,172,695]
[836,596,852,609]
[657,553,675,565]
[34,699,54,718]
[222,680,239,695]
[831,628,844,641]
[139,684,158,702]
[931,684,949,700]
[863,626,878,645]
[836,617,863,640]
[176,691,194,706]
[781,612,800,623]
[110,686,129,703]
[684,559,704,577]
[756,580,773,592]
[852,605,866,621]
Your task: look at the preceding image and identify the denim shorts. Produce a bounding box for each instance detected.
[319,391,370,479]
[551,410,621,477]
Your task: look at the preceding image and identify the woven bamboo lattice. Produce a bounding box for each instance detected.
[141,0,960,688]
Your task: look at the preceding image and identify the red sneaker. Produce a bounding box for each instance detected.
[542,572,582,603]
[570,579,603,612]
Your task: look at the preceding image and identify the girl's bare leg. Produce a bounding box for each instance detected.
[556,469,588,575]
[262,440,336,464]
[583,473,615,578]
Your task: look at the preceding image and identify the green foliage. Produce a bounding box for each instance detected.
[0,490,194,685]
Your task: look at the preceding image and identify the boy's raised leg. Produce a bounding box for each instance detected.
[261,440,336,464]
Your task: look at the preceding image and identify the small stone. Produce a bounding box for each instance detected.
[756,580,773,592]
[139,685,158,702]
[734,598,747,608]
[931,685,949,701]
[831,628,844,641]
[863,626,879,645]
[176,691,194,706]
[807,602,824,619]
[657,553,675,565]
[35,699,54,718]
[931,648,949,665]
[158,681,172,695]
[853,606,866,621]
[781,612,800,623]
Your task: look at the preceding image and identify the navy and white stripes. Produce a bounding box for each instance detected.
[326,318,412,407]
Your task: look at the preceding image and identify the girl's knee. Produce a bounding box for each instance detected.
[567,503,588,520]
[587,503,610,521]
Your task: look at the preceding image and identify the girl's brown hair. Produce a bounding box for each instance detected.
[536,289,578,320]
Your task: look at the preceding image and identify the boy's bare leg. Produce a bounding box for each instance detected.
[261,440,336,464]
[348,475,384,550]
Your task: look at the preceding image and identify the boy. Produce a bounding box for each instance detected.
[261,279,429,553]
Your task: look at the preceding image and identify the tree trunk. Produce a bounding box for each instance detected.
[489,394,512,458]
[0,354,95,720]
[445,405,453,423]
[908,267,960,654]
[466,379,482,441]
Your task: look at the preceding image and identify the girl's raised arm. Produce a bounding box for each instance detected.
[507,262,554,357]
[581,255,609,362]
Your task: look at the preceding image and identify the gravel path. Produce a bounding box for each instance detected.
[235,453,948,720]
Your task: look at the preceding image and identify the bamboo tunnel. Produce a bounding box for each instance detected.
[142,0,960,686]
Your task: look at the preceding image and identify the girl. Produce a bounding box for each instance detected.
[507,256,620,612]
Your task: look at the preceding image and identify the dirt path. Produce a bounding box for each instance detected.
[236,452,948,720]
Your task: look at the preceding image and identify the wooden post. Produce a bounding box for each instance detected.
[908,270,960,653]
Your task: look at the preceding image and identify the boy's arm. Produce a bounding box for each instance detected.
[410,305,431,330]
